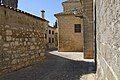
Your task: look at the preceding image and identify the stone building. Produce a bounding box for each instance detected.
[81,0,94,59]
[1,0,18,8]
[0,4,49,75]
[55,0,84,52]
[94,0,120,80]
[45,25,58,49]
[55,0,94,59]
[41,10,58,49]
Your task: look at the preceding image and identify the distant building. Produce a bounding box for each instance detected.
[41,10,58,49]
[55,0,83,52]
[1,0,18,8]
[45,26,58,49]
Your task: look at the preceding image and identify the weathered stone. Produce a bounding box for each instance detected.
[7,51,12,54]
[6,30,12,35]
[0,5,47,76]
[15,41,19,46]
[10,42,14,46]
[95,0,120,80]
[24,42,26,46]
[6,36,12,41]
[25,38,28,41]
[3,48,8,50]
[12,60,17,64]
[0,35,2,40]
[36,46,39,49]
[3,43,9,47]
[5,25,10,28]
[30,46,35,50]
[5,58,9,61]
[32,38,35,42]
[40,53,44,56]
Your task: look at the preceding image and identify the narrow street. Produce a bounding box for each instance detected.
[0,50,95,80]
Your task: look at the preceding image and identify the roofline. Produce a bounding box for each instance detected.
[48,25,57,29]
[62,1,81,5]
[54,13,74,17]
[0,4,49,22]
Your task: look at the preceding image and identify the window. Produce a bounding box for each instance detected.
[74,24,81,32]
[49,30,51,34]
[52,38,54,43]
[45,34,47,39]
[52,31,54,35]
[49,38,51,43]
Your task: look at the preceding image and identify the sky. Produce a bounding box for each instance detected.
[18,0,65,26]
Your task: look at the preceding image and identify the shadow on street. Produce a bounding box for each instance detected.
[0,50,95,80]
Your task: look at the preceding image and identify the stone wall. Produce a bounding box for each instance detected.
[96,0,120,80]
[55,0,83,52]
[56,15,83,52]
[0,5,48,75]
[62,0,81,12]
[46,26,57,49]
[82,0,94,59]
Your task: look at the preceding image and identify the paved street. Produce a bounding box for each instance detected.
[0,50,95,80]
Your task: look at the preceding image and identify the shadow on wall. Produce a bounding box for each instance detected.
[0,50,95,80]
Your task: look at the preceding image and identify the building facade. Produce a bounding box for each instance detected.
[55,0,84,52]
[0,4,48,75]
[81,0,94,59]
[41,10,58,50]
[95,0,120,80]
[45,25,58,49]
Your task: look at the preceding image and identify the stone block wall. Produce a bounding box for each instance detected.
[0,5,47,75]
[57,15,83,52]
[82,0,94,59]
[96,0,120,80]
[46,26,57,49]
[55,0,83,52]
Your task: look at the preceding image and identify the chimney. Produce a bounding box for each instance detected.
[41,10,45,19]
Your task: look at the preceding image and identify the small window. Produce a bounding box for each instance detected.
[45,34,47,39]
[52,38,54,43]
[49,38,51,43]
[52,31,54,34]
[74,24,81,32]
[49,30,51,34]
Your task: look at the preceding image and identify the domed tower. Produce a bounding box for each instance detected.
[2,0,18,8]
[55,0,84,52]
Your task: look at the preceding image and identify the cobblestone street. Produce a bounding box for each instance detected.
[0,50,95,80]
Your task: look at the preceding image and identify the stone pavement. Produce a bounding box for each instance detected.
[0,50,95,80]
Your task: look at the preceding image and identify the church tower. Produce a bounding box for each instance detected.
[2,0,18,8]
[62,0,82,12]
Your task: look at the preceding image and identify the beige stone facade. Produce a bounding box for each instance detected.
[95,0,120,80]
[45,26,58,49]
[0,4,48,75]
[81,0,94,59]
[55,0,83,52]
